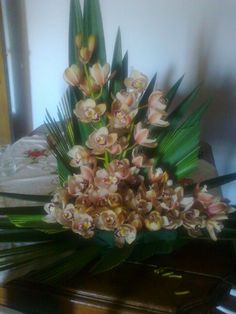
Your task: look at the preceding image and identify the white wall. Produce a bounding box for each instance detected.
[23,0,236,201]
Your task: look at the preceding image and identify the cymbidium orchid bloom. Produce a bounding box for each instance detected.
[44,203,58,223]
[94,169,119,194]
[148,167,168,184]
[107,193,123,208]
[72,213,95,238]
[68,145,93,168]
[64,64,83,86]
[108,159,131,180]
[115,224,137,247]
[124,70,148,93]
[131,147,152,168]
[76,33,96,64]
[147,91,169,127]
[90,63,110,87]
[134,122,157,147]
[205,214,228,241]
[148,108,169,127]
[127,212,143,230]
[95,209,118,231]
[108,100,137,130]
[108,136,128,155]
[74,99,106,123]
[148,91,167,110]
[116,91,137,110]
[144,210,163,231]
[86,127,118,155]
[68,167,93,195]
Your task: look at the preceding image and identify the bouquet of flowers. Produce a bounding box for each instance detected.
[0,0,235,284]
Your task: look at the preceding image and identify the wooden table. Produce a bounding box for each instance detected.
[0,240,235,314]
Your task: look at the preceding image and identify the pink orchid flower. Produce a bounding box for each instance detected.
[94,169,119,193]
[74,99,106,123]
[72,213,95,238]
[108,159,131,180]
[86,127,118,155]
[134,122,157,147]
[90,63,110,87]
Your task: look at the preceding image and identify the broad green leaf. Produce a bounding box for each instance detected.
[109,28,123,98]
[84,0,106,65]
[0,229,56,242]
[69,0,83,65]
[165,75,184,109]
[31,246,101,283]
[0,206,44,215]
[168,84,201,129]
[122,51,128,81]
[92,245,134,274]
[135,73,157,123]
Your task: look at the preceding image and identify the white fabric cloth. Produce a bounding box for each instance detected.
[0,135,59,207]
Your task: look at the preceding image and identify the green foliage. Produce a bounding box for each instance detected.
[69,0,83,65]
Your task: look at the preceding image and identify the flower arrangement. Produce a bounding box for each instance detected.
[45,65,232,246]
[0,0,235,284]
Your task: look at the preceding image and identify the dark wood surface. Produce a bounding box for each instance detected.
[0,240,235,314]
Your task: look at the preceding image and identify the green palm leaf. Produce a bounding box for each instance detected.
[8,215,65,234]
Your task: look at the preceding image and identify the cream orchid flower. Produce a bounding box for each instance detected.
[124,70,148,92]
[86,127,118,155]
[147,91,169,127]
[76,34,96,64]
[63,64,83,86]
[74,99,106,123]
[95,209,118,231]
[134,122,157,147]
[115,224,137,247]
[90,63,110,87]
[206,214,228,241]
[116,91,137,110]
[68,145,91,168]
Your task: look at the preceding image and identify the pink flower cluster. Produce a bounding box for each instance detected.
[44,160,232,246]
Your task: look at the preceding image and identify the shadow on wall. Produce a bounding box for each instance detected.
[162,24,236,201]
[3,0,32,140]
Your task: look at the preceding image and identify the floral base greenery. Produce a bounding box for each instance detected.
[0,0,236,285]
